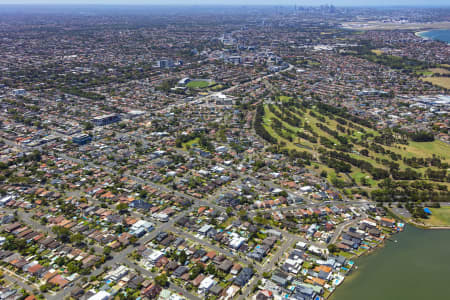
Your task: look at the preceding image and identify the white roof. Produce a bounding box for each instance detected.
[199,276,215,290]
[230,236,246,248]
[128,110,145,115]
[199,224,213,233]
[148,250,164,261]
[132,220,153,229]
[213,92,228,99]
[272,188,283,194]
[286,258,302,266]
[0,195,13,203]
[300,186,313,192]
[88,291,111,300]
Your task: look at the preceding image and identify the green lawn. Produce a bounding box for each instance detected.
[263,105,314,150]
[308,60,321,66]
[371,49,383,56]
[328,171,337,183]
[416,70,433,76]
[423,207,450,227]
[407,140,450,160]
[261,104,449,193]
[351,171,376,187]
[210,84,224,91]
[278,95,293,102]
[182,137,200,150]
[186,80,215,89]
[337,251,354,259]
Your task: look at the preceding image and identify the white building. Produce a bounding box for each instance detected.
[154,213,169,222]
[88,291,111,300]
[130,220,154,233]
[105,265,129,282]
[147,250,164,265]
[284,258,303,274]
[0,195,14,206]
[211,93,233,106]
[229,235,246,250]
[300,186,313,193]
[199,276,216,294]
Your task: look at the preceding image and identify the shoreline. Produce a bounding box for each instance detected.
[326,228,396,300]
[406,220,450,230]
[415,30,430,40]
[327,208,416,299]
[385,207,450,230]
[415,29,450,45]
[327,226,450,300]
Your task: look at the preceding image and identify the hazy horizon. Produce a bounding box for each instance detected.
[0,0,449,8]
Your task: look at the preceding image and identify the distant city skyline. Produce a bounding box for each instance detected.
[0,0,449,7]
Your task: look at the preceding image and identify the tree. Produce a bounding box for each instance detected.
[226,207,233,216]
[55,257,66,266]
[206,263,216,275]
[360,149,369,156]
[70,233,84,246]
[410,131,434,142]
[116,202,128,212]
[155,274,168,287]
[67,261,82,274]
[83,122,93,131]
[103,246,112,258]
[189,263,204,280]
[178,250,187,265]
[39,284,49,292]
[327,244,338,254]
[129,236,138,245]
[52,226,71,243]
[238,209,247,221]
[115,224,124,234]
[61,203,77,217]
[4,236,27,252]
[363,177,371,187]
[254,104,277,144]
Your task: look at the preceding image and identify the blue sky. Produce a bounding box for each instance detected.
[0,0,448,6]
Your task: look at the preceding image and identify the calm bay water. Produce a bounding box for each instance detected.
[418,29,450,44]
[331,225,450,300]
